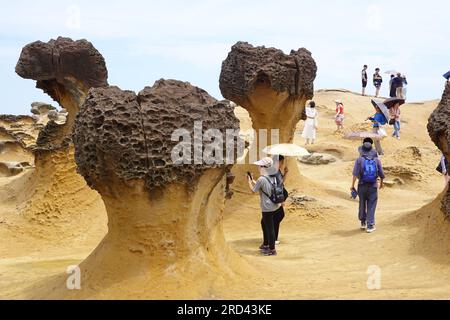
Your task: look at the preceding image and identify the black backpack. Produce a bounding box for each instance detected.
[261,174,288,204]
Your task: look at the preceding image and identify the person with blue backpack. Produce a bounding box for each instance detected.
[351,138,385,233]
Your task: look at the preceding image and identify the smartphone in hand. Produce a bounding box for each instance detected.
[247,171,253,180]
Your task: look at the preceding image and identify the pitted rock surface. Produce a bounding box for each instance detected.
[73,80,241,192]
[428,83,450,217]
[16,37,108,99]
[16,37,108,151]
[428,83,450,155]
[219,41,317,102]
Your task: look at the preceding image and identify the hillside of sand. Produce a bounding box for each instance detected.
[1,89,450,299]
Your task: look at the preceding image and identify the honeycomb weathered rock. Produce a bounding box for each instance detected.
[15,37,108,99]
[428,83,450,156]
[16,37,108,151]
[219,41,317,105]
[73,79,241,192]
[428,82,450,217]
[218,42,317,188]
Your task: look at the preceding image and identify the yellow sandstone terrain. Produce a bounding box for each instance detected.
[0,89,449,299]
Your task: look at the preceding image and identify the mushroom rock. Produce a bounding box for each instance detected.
[37,79,247,298]
[220,41,316,144]
[16,37,108,149]
[13,37,108,231]
[428,82,450,217]
[219,41,317,188]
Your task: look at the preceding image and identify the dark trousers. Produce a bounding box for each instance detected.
[261,207,284,250]
[358,183,378,227]
[274,206,285,241]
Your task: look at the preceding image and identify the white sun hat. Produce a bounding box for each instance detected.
[334,99,343,104]
[253,157,274,168]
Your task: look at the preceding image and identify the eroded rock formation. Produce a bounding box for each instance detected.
[0,120,35,168]
[16,37,108,149]
[45,79,246,298]
[220,41,317,144]
[428,82,450,217]
[13,37,108,229]
[220,42,317,188]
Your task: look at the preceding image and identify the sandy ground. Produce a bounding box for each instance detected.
[1,89,450,299]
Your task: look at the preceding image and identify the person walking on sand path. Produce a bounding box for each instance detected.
[334,99,345,132]
[351,138,385,233]
[373,68,383,98]
[302,101,318,145]
[247,157,283,256]
[362,65,368,96]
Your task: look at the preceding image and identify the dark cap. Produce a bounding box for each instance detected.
[363,137,374,145]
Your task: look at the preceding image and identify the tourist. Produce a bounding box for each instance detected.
[269,155,289,245]
[436,154,450,186]
[334,99,345,131]
[389,75,396,98]
[351,138,385,233]
[402,75,408,99]
[367,105,388,155]
[302,101,319,145]
[247,157,283,256]
[389,101,401,139]
[362,65,368,96]
[373,68,383,98]
[393,73,405,98]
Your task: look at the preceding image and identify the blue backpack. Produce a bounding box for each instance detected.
[361,156,378,183]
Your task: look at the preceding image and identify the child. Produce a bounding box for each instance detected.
[334,100,345,132]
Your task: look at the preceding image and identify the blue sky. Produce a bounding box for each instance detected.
[0,0,449,115]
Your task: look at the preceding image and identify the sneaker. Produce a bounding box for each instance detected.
[275,241,280,245]
[262,249,277,256]
[360,221,367,230]
[259,245,269,251]
[366,226,377,233]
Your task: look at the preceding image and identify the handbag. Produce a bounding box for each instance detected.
[377,128,387,137]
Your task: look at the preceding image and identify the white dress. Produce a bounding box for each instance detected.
[302,107,318,140]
